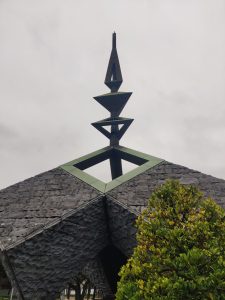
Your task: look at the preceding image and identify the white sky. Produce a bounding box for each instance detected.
[0,0,225,188]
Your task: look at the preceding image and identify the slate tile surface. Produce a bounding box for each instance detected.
[0,168,101,249]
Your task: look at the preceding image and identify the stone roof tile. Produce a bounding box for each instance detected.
[0,167,101,248]
[108,161,225,210]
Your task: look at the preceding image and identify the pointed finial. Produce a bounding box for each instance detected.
[104,32,123,92]
[112,32,116,49]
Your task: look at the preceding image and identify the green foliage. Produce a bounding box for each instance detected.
[116,180,225,300]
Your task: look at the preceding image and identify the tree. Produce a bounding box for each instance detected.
[116,180,225,300]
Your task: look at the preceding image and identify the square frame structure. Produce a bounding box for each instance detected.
[60,146,163,193]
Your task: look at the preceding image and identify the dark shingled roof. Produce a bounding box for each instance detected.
[108,160,225,214]
[0,154,225,300]
[0,168,101,249]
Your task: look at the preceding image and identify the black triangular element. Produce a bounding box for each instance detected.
[93,92,132,117]
[104,33,123,92]
[92,123,111,139]
[92,117,134,140]
[117,119,133,139]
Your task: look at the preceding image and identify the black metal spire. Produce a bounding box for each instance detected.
[104,32,123,92]
[92,33,133,179]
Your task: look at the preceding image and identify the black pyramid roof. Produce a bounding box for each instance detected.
[0,154,225,299]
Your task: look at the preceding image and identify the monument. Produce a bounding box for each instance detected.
[0,33,225,300]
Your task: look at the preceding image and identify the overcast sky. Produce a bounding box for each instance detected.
[0,0,225,188]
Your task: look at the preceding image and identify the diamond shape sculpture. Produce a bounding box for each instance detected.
[104,32,123,92]
[0,33,225,300]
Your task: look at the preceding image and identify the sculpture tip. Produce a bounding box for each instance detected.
[112,32,116,49]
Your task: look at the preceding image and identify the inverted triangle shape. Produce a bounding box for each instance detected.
[93,92,132,116]
[92,118,133,140]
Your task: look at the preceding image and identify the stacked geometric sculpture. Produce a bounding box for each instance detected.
[92,33,133,179]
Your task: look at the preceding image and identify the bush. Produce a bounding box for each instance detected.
[116,180,225,300]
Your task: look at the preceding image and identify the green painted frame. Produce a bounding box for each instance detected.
[60,146,163,193]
